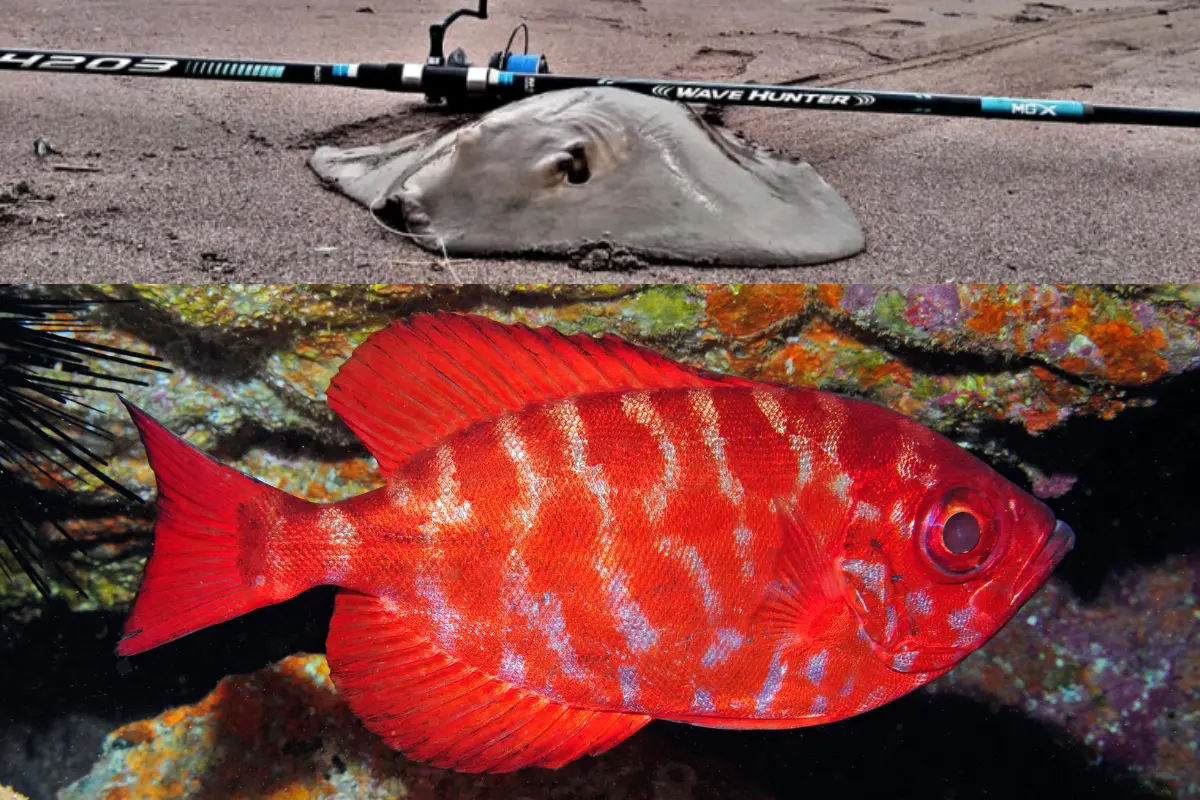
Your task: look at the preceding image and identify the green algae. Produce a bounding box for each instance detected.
[618,284,706,337]
[870,287,915,338]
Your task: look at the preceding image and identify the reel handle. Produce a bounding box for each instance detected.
[425,0,488,103]
[427,0,488,67]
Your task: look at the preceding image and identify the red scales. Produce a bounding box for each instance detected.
[116,312,1075,772]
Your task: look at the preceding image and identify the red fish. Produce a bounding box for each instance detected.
[118,312,1075,773]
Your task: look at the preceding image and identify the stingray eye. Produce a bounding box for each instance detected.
[560,144,590,184]
[918,486,1004,581]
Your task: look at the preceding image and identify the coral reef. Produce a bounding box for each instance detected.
[2,283,1197,798]
[36,283,1200,470]
[932,553,1200,797]
[59,654,770,800]
[703,284,1200,433]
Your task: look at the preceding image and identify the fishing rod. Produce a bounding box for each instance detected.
[3,0,1199,128]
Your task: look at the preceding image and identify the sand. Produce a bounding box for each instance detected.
[1,0,1198,282]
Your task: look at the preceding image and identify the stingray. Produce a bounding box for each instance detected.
[309,87,865,267]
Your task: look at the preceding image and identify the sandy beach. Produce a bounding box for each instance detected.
[1,0,1198,282]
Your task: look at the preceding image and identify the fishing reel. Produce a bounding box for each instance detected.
[424,0,549,107]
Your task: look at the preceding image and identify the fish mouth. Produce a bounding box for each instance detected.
[1011,519,1076,607]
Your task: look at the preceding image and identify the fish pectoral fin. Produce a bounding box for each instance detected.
[325,590,651,773]
[752,497,846,642]
[325,312,761,475]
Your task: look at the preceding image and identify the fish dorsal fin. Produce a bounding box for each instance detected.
[327,311,756,474]
[325,590,651,772]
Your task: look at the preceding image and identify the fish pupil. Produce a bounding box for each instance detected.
[942,512,981,554]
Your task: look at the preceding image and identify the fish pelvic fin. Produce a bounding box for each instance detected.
[326,590,651,773]
[326,312,760,476]
[116,400,311,656]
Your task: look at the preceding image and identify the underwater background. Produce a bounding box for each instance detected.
[0,283,1196,799]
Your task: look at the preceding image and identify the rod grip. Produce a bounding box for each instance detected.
[354,64,404,90]
[420,64,473,98]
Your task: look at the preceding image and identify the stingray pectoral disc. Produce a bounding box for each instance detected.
[310,87,865,267]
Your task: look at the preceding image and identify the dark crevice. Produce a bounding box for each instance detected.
[76,297,276,383]
[202,420,374,465]
[723,300,1104,395]
[973,367,1200,601]
[815,310,1105,391]
[655,691,1169,799]
[86,290,457,383]
[0,493,152,577]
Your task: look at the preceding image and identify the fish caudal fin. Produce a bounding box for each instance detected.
[326,590,652,772]
[117,401,305,656]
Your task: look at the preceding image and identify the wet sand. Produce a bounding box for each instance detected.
[1,0,1198,282]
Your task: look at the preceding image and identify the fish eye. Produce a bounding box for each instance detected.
[917,486,1004,581]
[942,512,981,554]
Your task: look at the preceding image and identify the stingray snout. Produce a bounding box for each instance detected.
[371,192,429,234]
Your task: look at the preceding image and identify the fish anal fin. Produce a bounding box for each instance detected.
[325,590,651,773]
[325,312,758,475]
[754,497,846,643]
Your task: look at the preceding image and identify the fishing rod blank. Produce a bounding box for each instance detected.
[4,48,1197,128]
[468,69,1200,128]
[3,0,1198,129]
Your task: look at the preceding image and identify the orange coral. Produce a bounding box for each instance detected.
[702,284,813,338]
[815,284,844,309]
[964,287,1024,339]
[1087,321,1169,385]
[304,481,335,502]
[333,458,382,486]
